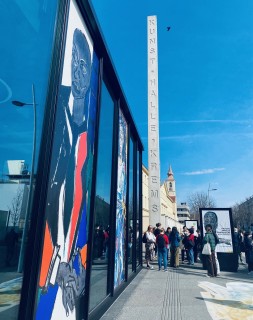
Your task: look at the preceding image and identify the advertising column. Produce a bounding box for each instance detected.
[147,16,161,227]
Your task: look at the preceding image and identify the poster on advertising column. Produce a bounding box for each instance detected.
[200,208,234,253]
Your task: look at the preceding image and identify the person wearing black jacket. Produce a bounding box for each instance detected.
[194,229,201,262]
[154,223,162,258]
[244,229,253,274]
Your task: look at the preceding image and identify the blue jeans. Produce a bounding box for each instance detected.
[188,248,194,264]
[158,247,168,270]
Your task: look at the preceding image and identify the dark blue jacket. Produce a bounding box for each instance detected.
[169,231,181,248]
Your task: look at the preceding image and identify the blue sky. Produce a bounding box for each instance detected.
[91,0,253,207]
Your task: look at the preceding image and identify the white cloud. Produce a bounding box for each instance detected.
[160,132,253,141]
[160,134,204,140]
[159,119,253,125]
[182,168,225,175]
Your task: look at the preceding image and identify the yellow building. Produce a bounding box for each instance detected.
[142,164,182,233]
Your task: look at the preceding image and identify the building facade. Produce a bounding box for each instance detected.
[177,202,191,224]
[0,1,143,319]
[142,165,180,232]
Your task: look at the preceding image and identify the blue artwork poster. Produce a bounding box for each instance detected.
[114,110,128,288]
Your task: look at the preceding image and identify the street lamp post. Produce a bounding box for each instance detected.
[12,83,36,273]
[207,183,217,207]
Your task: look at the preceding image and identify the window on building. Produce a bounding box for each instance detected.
[0,2,58,318]
[89,80,114,311]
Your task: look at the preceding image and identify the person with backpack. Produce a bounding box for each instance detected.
[194,229,202,262]
[181,226,189,263]
[185,228,195,265]
[153,222,162,258]
[156,228,169,271]
[165,227,171,262]
[169,227,181,268]
[143,225,156,269]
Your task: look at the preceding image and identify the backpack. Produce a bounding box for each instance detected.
[157,234,165,249]
[186,236,194,248]
[142,233,147,243]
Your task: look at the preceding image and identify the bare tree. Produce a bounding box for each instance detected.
[232,197,253,230]
[187,191,216,221]
[8,187,23,227]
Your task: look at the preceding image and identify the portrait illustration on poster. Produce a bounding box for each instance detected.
[35,1,99,319]
[201,209,233,253]
[185,220,198,231]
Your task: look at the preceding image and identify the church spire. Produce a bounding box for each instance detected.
[166,165,176,201]
[167,164,174,179]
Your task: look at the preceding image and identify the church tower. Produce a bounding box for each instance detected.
[166,165,176,202]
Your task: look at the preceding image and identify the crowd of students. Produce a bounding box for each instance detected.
[143,222,253,277]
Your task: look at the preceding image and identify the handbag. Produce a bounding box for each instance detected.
[202,242,211,255]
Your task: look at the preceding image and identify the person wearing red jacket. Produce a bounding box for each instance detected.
[156,228,169,271]
[186,228,195,265]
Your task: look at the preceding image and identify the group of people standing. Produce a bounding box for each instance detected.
[143,223,201,271]
[143,221,253,278]
[143,223,220,277]
[234,227,253,274]
[143,222,219,276]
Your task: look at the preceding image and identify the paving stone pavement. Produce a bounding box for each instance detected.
[101,260,253,320]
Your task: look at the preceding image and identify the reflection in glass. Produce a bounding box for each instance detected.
[12,84,37,273]
[0,1,58,319]
[89,81,114,311]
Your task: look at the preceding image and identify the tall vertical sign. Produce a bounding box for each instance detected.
[147,16,161,226]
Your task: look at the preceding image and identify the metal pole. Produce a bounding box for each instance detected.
[17,84,36,272]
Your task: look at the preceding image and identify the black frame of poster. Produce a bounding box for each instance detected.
[199,207,238,272]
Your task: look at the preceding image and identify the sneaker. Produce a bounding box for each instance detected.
[164,269,168,272]
[158,268,161,271]
[206,274,210,278]
[248,271,253,274]
[150,266,154,270]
